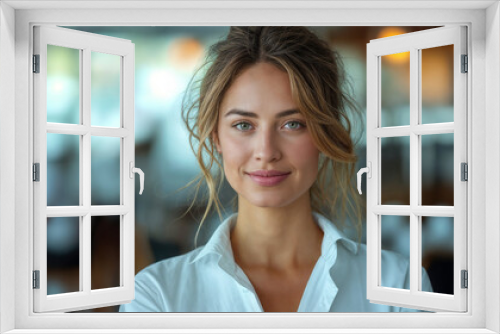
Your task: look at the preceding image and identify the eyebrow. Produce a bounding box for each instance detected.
[224,108,300,119]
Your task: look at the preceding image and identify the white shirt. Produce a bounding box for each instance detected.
[120,212,432,312]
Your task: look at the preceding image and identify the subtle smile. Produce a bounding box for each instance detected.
[246,171,291,187]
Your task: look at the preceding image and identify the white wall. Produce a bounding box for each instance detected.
[0,2,16,333]
[486,2,500,333]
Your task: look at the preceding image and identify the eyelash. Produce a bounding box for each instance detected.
[232,120,306,132]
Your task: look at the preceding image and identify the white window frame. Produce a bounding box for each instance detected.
[0,1,499,333]
[365,26,468,312]
[33,25,136,313]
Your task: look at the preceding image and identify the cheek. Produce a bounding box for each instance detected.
[292,141,321,188]
[218,135,248,171]
[289,139,320,170]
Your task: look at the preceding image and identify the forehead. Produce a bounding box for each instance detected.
[220,62,297,115]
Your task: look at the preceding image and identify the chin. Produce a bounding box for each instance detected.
[246,195,295,209]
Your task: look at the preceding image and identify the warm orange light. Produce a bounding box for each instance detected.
[421,45,453,105]
[378,27,408,39]
[167,37,205,72]
[385,51,410,65]
[378,27,410,65]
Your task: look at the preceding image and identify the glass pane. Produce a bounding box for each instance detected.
[381,51,410,127]
[47,133,79,206]
[91,215,121,290]
[91,136,120,205]
[421,216,454,294]
[421,45,454,124]
[47,45,80,124]
[421,133,454,206]
[381,215,410,289]
[47,217,80,295]
[381,136,410,205]
[91,52,121,127]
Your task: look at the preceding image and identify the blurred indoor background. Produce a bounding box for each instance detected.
[45,26,454,312]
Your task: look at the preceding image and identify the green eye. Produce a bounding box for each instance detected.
[285,121,305,130]
[234,122,252,131]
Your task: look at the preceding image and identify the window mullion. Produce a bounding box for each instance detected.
[82,47,91,294]
[409,47,420,294]
[416,47,423,294]
[373,123,454,138]
[413,123,454,135]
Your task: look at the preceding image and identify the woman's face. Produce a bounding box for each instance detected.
[214,62,320,208]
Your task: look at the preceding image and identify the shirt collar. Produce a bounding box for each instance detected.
[189,211,358,265]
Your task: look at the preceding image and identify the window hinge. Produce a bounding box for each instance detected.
[33,163,40,182]
[33,54,40,73]
[33,270,40,289]
[461,270,468,289]
[461,162,468,181]
[461,54,468,73]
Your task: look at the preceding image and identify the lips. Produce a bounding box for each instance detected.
[247,170,291,177]
[246,170,291,187]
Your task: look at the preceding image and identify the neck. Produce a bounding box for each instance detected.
[230,193,324,271]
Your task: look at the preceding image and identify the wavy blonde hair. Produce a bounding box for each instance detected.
[180,27,364,248]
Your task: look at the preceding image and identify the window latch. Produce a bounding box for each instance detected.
[129,161,144,195]
[357,162,372,195]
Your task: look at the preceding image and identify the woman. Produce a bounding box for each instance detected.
[120,26,431,313]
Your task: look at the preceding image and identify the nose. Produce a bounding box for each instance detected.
[253,127,282,162]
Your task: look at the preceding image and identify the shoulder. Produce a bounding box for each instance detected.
[336,242,410,290]
[137,247,205,279]
[320,240,415,312]
[350,242,408,268]
[119,247,207,312]
[380,248,410,289]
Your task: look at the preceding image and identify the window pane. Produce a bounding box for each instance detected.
[91,52,121,127]
[47,45,80,124]
[47,133,80,206]
[47,217,80,295]
[381,136,410,205]
[421,45,454,124]
[91,136,120,205]
[381,52,410,127]
[91,215,121,290]
[381,215,410,290]
[421,216,454,294]
[421,133,454,206]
